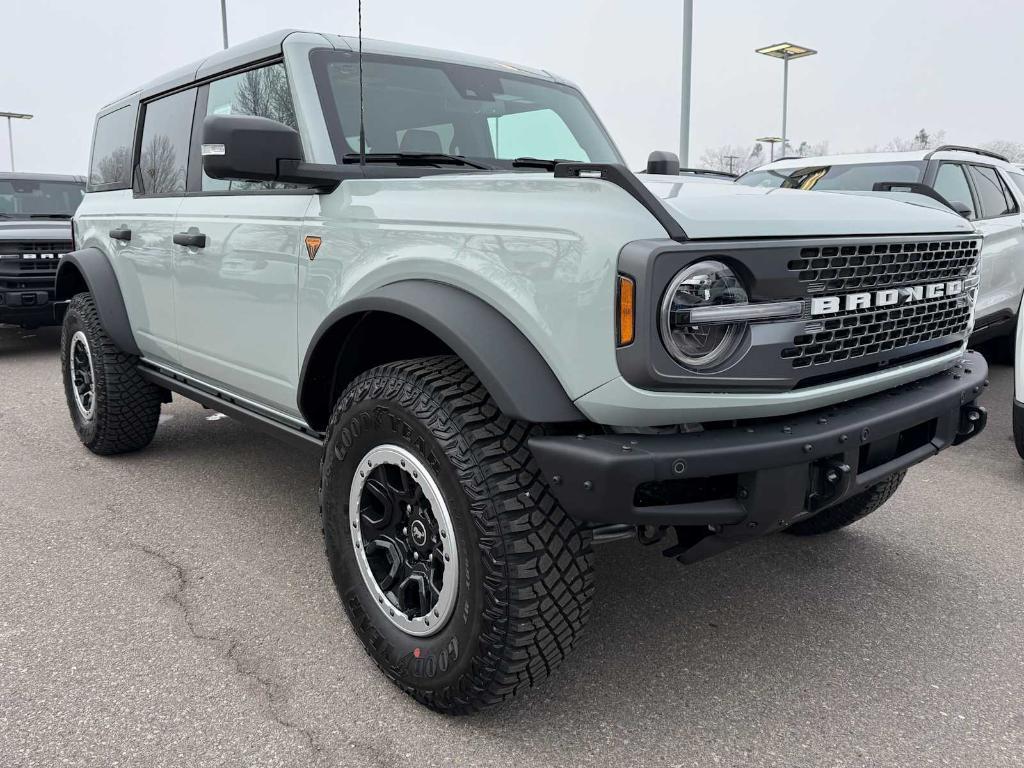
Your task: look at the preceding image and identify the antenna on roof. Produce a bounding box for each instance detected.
[358,0,366,168]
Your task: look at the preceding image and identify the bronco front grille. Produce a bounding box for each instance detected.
[0,240,72,256]
[782,295,972,369]
[788,239,979,294]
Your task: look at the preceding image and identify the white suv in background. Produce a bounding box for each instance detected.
[739,146,1024,350]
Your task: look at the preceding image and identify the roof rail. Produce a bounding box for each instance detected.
[923,144,1010,163]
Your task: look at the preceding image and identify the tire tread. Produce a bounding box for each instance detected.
[61,293,161,455]
[319,355,594,713]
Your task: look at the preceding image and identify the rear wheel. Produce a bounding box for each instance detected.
[320,356,594,713]
[61,293,163,455]
[786,471,905,536]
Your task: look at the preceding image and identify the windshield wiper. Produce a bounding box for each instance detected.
[27,213,72,219]
[511,157,568,170]
[342,152,493,170]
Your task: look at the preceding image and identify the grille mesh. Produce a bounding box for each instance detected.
[788,239,979,294]
[782,296,971,369]
[0,241,72,256]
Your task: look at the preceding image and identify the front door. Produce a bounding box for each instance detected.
[172,63,315,414]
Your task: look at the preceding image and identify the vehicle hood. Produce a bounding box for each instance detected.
[637,174,976,240]
[0,219,72,242]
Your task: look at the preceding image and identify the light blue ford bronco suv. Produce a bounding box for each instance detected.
[58,30,989,713]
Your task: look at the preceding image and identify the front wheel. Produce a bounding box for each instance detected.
[320,356,594,714]
[786,471,906,536]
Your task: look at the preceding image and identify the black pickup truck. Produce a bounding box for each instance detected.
[1,173,85,328]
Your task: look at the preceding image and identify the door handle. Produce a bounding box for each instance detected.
[109,228,132,242]
[173,231,208,248]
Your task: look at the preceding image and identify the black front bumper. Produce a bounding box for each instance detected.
[0,264,60,328]
[530,352,988,554]
[0,301,58,327]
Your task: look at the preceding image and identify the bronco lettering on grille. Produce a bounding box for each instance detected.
[810,280,964,317]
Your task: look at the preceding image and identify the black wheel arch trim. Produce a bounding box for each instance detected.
[55,248,141,356]
[298,280,584,429]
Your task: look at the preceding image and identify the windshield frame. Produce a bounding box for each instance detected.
[308,48,625,170]
[0,178,85,218]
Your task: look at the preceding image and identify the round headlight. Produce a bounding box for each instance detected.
[659,260,749,369]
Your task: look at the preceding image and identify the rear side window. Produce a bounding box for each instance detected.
[968,165,1019,218]
[88,105,136,191]
[933,163,975,219]
[138,89,197,196]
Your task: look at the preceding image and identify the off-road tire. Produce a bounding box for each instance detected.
[61,292,162,455]
[320,356,595,714]
[785,471,906,536]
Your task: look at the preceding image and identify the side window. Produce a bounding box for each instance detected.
[968,164,1017,218]
[1009,172,1024,201]
[487,109,586,162]
[933,163,975,219]
[88,105,136,190]
[200,63,299,192]
[138,89,196,196]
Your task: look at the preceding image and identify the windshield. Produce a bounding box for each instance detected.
[737,162,926,191]
[0,179,85,217]
[310,50,623,169]
[735,169,790,188]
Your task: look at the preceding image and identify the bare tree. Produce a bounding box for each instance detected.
[235,67,296,128]
[94,145,131,185]
[860,129,947,153]
[698,144,768,174]
[981,140,1024,163]
[139,134,184,194]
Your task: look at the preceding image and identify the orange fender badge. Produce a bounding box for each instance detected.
[304,235,322,261]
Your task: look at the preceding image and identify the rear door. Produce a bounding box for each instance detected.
[81,102,180,364]
[172,62,315,414]
[966,163,1024,324]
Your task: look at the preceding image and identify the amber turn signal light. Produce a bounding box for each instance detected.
[617,275,635,346]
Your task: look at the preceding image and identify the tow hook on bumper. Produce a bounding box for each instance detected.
[954,404,987,445]
[529,351,989,565]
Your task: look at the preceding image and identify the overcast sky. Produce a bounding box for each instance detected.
[4,0,1022,174]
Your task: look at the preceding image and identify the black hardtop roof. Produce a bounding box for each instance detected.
[0,172,86,183]
[100,29,310,111]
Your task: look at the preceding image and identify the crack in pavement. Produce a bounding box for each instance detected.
[124,538,329,766]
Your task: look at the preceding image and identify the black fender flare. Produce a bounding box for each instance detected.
[299,280,584,426]
[55,248,141,356]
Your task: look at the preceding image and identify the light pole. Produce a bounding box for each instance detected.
[220,0,229,49]
[756,136,783,163]
[679,0,693,166]
[755,43,816,158]
[1,111,33,172]
[724,155,739,174]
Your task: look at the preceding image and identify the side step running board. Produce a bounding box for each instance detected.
[139,366,325,451]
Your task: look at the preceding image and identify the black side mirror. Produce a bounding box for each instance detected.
[201,114,303,182]
[950,201,973,218]
[646,151,681,176]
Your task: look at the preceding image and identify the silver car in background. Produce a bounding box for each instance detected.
[738,146,1024,352]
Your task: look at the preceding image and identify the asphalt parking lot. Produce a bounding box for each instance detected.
[1,325,1022,768]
